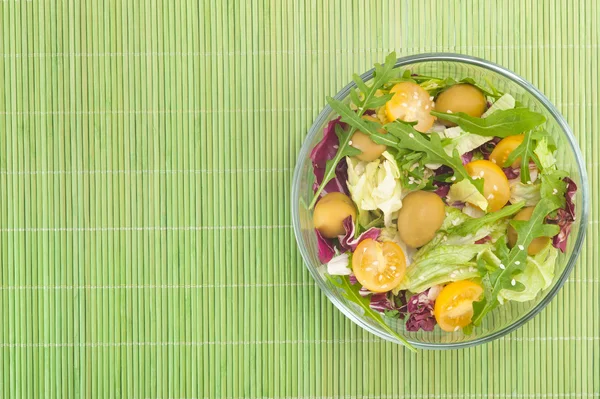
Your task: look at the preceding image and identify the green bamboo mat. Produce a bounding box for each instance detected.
[0,0,598,398]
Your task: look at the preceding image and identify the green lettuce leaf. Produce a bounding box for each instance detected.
[481,93,516,117]
[509,182,541,206]
[346,151,403,227]
[398,244,486,293]
[447,179,489,211]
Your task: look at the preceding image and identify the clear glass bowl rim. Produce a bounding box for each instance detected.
[291,53,590,349]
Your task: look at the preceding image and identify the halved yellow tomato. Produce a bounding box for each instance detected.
[434,281,483,332]
[352,239,406,293]
[465,160,511,212]
[489,134,525,168]
[385,82,435,132]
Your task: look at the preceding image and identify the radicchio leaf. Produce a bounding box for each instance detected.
[337,216,381,252]
[310,118,350,197]
[316,229,336,264]
[547,177,577,252]
[480,137,501,160]
[405,288,439,332]
[461,151,474,165]
[433,165,452,199]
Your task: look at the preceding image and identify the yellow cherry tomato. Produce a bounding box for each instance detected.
[465,160,511,212]
[352,239,406,293]
[385,82,435,133]
[434,281,483,332]
[489,134,525,168]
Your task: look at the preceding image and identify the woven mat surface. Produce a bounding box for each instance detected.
[0,1,598,398]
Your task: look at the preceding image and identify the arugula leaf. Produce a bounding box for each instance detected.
[471,198,561,325]
[447,201,525,237]
[308,52,398,209]
[325,274,417,351]
[504,131,541,183]
[383,121,483,192]
[430,108,546,138]
[539,169,568,208]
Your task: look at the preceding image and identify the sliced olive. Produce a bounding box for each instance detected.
[507,207,551,255]
[397,191,445,248]
[435,84,487,127]
[313,192,357,238]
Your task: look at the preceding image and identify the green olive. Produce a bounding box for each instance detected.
[397,191,445,248]
[350,115,387,162]
[435,84,487,127]
[507,207,551,255]
[313,192,357,238]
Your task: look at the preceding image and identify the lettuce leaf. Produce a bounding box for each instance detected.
[481,93,516,117]
[398,244,485,293]
[346,151,403,227]
[447,179,489,211]
[327,253,352,276]
[533,138,557,169]
[509,181,541,206]
[499,241,558,302]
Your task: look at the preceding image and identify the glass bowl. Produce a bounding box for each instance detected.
[291,53,589,349]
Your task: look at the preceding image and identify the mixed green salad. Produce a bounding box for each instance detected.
[309,53,577,350]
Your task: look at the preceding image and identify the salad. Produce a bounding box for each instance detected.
[309,53,577,350]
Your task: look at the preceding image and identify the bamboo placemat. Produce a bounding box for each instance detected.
[0,0,598,398]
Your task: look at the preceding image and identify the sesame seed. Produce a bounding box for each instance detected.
[417,100,422,106]
[515,261,521,265]
[518,245,525,250]
[479,171,485,177]
[491,159,497,164]
[390,266,396,271]
[511,279,516,286]
[432,102,435,107]
[348,140,353,145]
[454,326,460,332]
[552,188,558,195]
[429,96,434,101]
[401,102,408,107]
[378,275,383,281]
[499,263,505,269]
[409,133,415,138]
[527,180,532,184]
[450,273,457,278]
[447,110,453,114]
[487,193,495,199]
[365,267,373,272]
[425,105,430,110]
[450,176,456,181]
[413,93,419,100]
[381,284,388,289]
[493,184,498,190]
[447,306,454,310]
